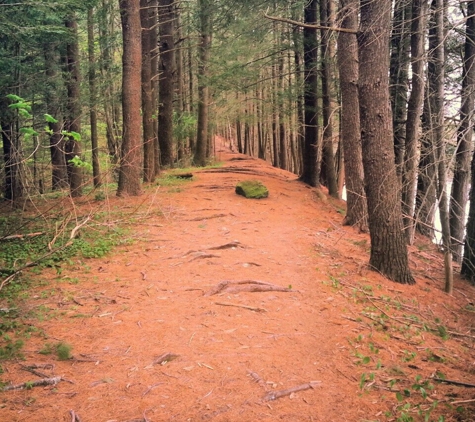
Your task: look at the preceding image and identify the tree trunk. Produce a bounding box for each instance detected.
[337,0,368,232]
[149,0,160,176]
[402,0,428,243]
[358,0,415,284]
[88,8,101,188]
[117,0,142,196]
[320,0,338,197]
[300,0,320,186]
[389,0,411,178]
[44,44,68,190]
[141,0,156,182]
[450,0,475,263]
[194,0,212,167]
[158,0,176,167]
[65,17,83,198]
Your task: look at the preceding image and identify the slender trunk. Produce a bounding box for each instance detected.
[141,0,156,182]
[337,0,368,232]
[402,0,427,243]
[320,0,338,196]
[194,0,212,166]
[389,0,411,178]
[88,8,101,188]
[158,0,176,167]
[300,0,320,186]
[65,17,83,197]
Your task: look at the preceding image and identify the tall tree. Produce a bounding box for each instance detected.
[450,0,475,263]
[44,44,68,190]
[358,0,415,284]
[88,8,101,188]
[117,0,142,196]
[402,0,428,243]
[337,0,368,232]
[158,0,176,167]
[299,0,319,186]
[141,0,156,182]
[194,0,212,166]
[319,0,338,197]
[389,0,411,176]
[64,16,83,198]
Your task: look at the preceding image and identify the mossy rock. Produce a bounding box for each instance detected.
[235,180,269,199]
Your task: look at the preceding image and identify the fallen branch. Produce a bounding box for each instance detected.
[433,377,475,388]
[247,370,268,391]
[263,381,321,401]
[215,301,267,313]
[153,352,179,365]
[204,280,294,297]
[2,376,64,391]
[451,398,475,404]
[2,232,44,241]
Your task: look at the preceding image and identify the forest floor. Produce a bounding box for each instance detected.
[1,138,475,422]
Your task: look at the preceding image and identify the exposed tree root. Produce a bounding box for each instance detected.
[187,213,227,221]
[2,376,65,391]
[263,381,321,401]
[204,280,294,297]
[208,240,243,250]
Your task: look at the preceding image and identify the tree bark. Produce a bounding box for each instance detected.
[450,0,475,263]
[358,0,415,284]
[300,0,320,187]
[389,0,411,179]
[337,0,368,232]
[88,8,101,188]
[44,44,68,190]
[158,0,176,167]
[402,0,428,243]
[117,0,142,196]
[319,0,338,197]
[65,17,83,198]
[141,0,156,182]
[194,0,212,167]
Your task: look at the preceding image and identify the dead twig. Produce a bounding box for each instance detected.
[247,370,268,391]
[2,232,44,241]
[215,301,267,313]
[142,382,163,397]
[69,410,83,422]
[187,213,227,221]
[152,352,179,365]
[263,381,321,401]
[433,377,475,388]
[2,376,64,391]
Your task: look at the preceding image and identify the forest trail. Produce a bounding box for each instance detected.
[2,138,475,422]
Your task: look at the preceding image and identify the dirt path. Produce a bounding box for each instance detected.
[2,139,475,421]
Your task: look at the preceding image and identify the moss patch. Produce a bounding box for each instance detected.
[235,180,269,199]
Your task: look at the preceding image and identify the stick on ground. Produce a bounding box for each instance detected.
[2,376,64,391]
[263,381,321,401]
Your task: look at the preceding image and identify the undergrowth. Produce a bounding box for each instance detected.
[324,277,475,422]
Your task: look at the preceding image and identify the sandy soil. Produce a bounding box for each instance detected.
[1,138,475,422]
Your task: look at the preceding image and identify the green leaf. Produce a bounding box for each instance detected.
[44,114,58,124]
[20,127,38,136]
[396,391,404,402]
[6,94,22,102]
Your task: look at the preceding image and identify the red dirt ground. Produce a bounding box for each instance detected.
[1,138,475,422]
